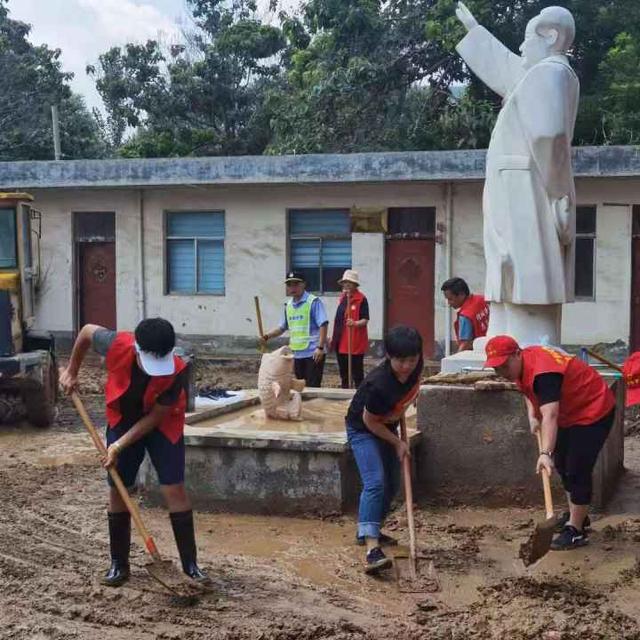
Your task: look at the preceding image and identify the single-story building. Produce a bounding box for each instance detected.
[1,145,639,358]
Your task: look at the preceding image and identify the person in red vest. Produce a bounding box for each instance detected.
[59,318,209,586]
[441,277,489,352]
[331,269,369,388]
[623,352,640,407]
[484,335,616,550]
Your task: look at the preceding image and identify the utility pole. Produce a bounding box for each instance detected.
[51,105,61,160]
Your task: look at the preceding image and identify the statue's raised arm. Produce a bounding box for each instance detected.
[455,2,478,31]
[451,5,580,345]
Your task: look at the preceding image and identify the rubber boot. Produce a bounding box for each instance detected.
[169,510,210,583]
[103,511,131,587]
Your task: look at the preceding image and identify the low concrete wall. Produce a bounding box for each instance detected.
[189,443,357,515]
[416,379,624,510]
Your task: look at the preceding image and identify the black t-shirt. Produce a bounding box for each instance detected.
[93,329,186,429]
[533,372,563,407]
[346,357,423,432]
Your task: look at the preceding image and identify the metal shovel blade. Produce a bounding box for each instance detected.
[145,559,207,599]
[393,553,441,594]
[519,516,555,567]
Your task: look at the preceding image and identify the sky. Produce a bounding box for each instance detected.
[6,0,299,112]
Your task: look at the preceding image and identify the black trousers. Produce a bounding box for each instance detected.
[553,409,615,505]
[337,353,365,389]
[294,356,325,387]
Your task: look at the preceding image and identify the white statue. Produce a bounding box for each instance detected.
[257,346,306,421]
[455,2,580,345]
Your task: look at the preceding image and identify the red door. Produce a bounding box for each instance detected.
[386,239,435,356]
[631,206,640,352]
[79,242,116,329]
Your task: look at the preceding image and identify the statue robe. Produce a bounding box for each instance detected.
[457,26,580,304]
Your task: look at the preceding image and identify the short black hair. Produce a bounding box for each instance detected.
[385,325,423,358]
[135,318,175,357]
[441,277,470,297]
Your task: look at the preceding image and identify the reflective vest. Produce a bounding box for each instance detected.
[286,294,317,352]
[454,294,490,342]
[518,346,616,428]
[104,332,187,444]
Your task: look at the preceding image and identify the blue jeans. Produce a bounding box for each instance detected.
[347,423,401,539]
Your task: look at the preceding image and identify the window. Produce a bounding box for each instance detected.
[166,211,225,294]
[575,205,596,300]
[0,208,17,269]
[289,209,352,293]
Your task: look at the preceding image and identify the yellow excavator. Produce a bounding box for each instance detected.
[0,192,57,426]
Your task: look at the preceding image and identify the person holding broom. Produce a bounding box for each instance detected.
[346,325,423,574]
[331,269,369,389]
[59,318,209,586]
[484,335,616,550]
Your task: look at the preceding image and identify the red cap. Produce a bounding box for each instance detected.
[484,335,520,368]
[623,352,640,407]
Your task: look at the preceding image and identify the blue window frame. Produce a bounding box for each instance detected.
[288,209,352,293]
[166,211,225,294]
[575,205,596,300]
[0,208,17,269]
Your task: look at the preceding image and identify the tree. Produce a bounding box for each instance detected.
[0,0,105,160]
[89,0,286,157]
[426,0,640,147]
[266,0,464,154]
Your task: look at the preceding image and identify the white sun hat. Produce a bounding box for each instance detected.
[134,341,176,376]
[338,269,360,286]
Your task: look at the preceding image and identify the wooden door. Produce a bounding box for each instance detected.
[79,242,116,329]
[631,206,640,351]
[386,239,435,356]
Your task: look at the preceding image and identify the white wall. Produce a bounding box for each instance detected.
[561,179,636,344]
[31,176,640,348]
[447,177,640,346]
[30,188,142,332]
[32,182,444,342]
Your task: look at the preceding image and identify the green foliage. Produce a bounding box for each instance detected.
[598,33,640,144]
[0,0,105,160]
[2,0,640,159]
[89,0,286,157]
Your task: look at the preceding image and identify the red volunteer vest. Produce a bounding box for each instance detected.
[454,294,489,342]
[337,290,368,355]
[518,346,615,428]
[105,332,187,444]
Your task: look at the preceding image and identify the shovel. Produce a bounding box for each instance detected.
[346,291,353,389]
[393,415,440,594]
[254,295,267,354]
[71,391,195,597]
[519,430,555,567]
[585,348,623,373]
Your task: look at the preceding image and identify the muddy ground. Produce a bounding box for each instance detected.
[1,358,640,639]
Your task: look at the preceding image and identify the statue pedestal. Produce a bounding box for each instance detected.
[487,303,562,346]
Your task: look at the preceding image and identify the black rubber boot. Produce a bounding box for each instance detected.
[103,511,131,587]
[169,510,210,583]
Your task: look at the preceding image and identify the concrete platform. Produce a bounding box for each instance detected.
[140,388,420,515]
[416,375,624,509]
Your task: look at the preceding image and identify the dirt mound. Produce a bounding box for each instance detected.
[415,577,639,639]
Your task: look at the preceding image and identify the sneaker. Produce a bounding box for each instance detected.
[550,525,588,551]
[356,532,398,547]
[365,547,393,574]
[554,511,591,534]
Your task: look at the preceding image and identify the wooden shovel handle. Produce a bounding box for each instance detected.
[400,414,417,579]
[346,292,353,389]
[254,296,265,338]
[71,391,161,561]
[586,348,623,373]
[254,296,267,354]
[536,430,554,519]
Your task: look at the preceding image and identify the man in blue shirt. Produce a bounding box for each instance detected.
[262,272,329,387]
